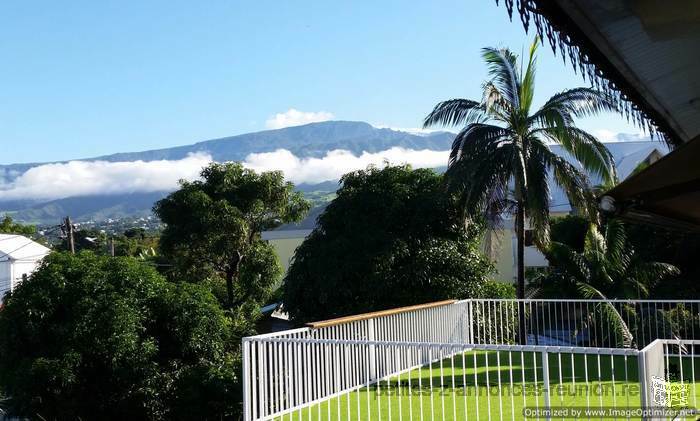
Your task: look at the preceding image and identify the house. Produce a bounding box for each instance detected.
[0,234,51,302]
[261,229,312,273]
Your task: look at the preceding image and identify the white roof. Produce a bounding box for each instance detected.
[0,234,51,261]
[548,140,670,212]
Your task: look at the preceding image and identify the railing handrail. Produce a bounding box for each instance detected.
[472,298,700,303]
[304,299,457,328]
[243,297,699,341]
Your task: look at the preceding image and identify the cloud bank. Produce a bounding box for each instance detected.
[245,147,448,185]
[0,153,213,201]
[265,108,334,129]
[595,129,649,143]
[0,148,449,201]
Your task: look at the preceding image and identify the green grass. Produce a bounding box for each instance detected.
[274,350,700,420]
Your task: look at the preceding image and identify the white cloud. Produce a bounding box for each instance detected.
[265,108,334,129]
[595,129,650,142]
[0,153,213,201]
[595,129,618,142]
[0,148,450,201]
[372,124,456,136]
[244,147,448,184]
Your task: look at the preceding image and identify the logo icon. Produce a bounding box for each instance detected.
[651,376,689,407]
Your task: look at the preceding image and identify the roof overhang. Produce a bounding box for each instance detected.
[499,0,700,229]
[601,135,700,230]
[500,0,700,146]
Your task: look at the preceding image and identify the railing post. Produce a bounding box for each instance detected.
[541,351,551,421]
[242,338,251,421]
[637,348,648,417]
[368,318,377,380]
[638,339,665,421]
[468,300,475,344]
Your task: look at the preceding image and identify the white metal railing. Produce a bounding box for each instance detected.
[471,299,700,349]
[243,299,700,421]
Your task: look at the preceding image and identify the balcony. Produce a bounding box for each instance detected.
[243,299,700,420]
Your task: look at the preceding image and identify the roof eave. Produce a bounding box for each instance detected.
[496,0,683,147]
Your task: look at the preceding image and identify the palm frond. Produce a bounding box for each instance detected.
[448,123,512,167]
[576,282,633,347]
[531,88,618,127]
[544,242,589,282]
[630,261,680,292]
[423,99,486,128]
[446,132,517,229]
[584,224,606,255]
[524,144,550,245]
[535,145,598,221]
[536,126,616,184]
[603,219,629,272]
[519,38,538,113]
[481,47,521,110]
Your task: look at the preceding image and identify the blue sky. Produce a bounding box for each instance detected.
[1,0,640,164]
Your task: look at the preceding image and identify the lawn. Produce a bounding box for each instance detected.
[273,350,700,420]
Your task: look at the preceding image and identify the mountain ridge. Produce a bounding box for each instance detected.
[0,121,455,224]
[0,121,660,225]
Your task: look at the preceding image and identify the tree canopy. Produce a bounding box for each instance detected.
[0,252,241,420]
[154,162,310,308]
[283,165,493,323]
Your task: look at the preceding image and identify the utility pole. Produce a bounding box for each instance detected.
[110,237,115,257]
[63,216,75,254]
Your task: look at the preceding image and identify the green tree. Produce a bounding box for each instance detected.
[0,215,35,236]
[530,220,679,346]
[283,165,493,323]
[531,220,678,300]
[112,229,160,258]
[0,252,240,420]
[423,40,616,341]
[154,163,310,308]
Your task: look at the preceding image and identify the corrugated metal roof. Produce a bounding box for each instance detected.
[0,234,51,261]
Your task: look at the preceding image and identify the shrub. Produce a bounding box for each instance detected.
[0,252,240,420]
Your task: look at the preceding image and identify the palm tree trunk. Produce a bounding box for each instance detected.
[516,200,527,345]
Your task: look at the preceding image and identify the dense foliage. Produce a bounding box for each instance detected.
[480,280,516,299]
[55,226,160,259]
[625,223,700,298]
[530,220,679,300]
[0,215,35,236]
[154,162,310,308]
[0,253,240,420]
[422,39,616,303]
[283,165,493,323]
[550,214,588,252]
[547,215,700,298]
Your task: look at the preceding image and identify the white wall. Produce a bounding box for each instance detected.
[0,261,11,302]
[0,259,44,303]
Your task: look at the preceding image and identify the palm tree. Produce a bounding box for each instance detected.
[423,39,618,342]
[529,220,679,346]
